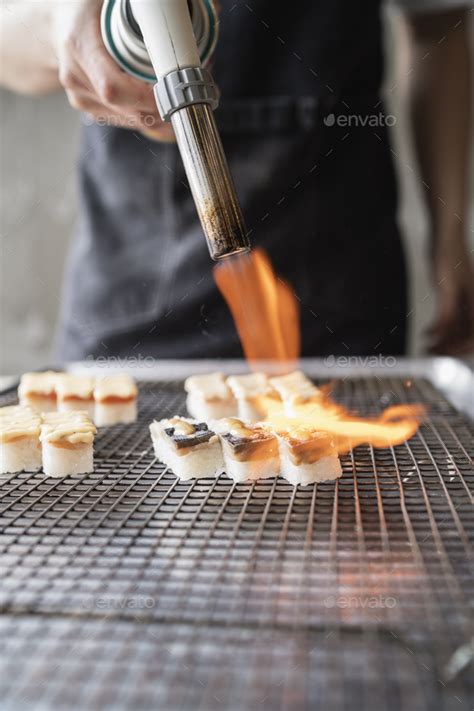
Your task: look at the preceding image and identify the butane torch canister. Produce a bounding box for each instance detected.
[101,0,250,261]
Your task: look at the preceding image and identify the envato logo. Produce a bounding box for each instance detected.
[82,595,155,611]
[324,595,397,609]
[323,112,396,128]
[84,354,156,368]
[82,114,160,129]
[324,355,397,368]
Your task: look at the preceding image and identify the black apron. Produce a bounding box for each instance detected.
[56,0,407,360]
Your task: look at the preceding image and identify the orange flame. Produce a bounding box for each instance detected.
[214,248,424,450]
[259,393,425,455]
[214,248,300,371]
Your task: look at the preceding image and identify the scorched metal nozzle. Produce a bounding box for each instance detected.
[170,102,251,261]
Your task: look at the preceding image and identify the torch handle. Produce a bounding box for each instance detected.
[126,0,251,259]
[129,0,201,78]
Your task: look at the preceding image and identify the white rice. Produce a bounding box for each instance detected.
[186,392,237,421]
[221,449,280,483]
[226,374,272,424]
[58,399,95,418]
[0,437,42,474]
[95,400,137,427]
[278,444,342,486]
[19,394,57,413]
[42,441,94,478]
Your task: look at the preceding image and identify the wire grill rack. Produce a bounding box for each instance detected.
[0,376,473,710]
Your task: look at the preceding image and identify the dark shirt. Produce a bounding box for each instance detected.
[56,0,407,361]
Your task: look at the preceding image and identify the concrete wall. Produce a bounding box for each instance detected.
[1,92,80,372]
[0,10,472,374]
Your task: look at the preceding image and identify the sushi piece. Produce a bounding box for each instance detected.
[215,418,280,483]
[94,374,138,426]
[40,411,96,478]
[18,370,61,413]
[269,371,321,415]
[0,405,42,473]
[184,373,237,420]
[226,373,277,423]
[149,417,224,481]
[56,374,95,418]
[276,427,342,486]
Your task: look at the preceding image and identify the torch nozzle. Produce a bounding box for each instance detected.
[170,103,250,260]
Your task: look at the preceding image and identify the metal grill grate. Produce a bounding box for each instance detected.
[0,377,473,710]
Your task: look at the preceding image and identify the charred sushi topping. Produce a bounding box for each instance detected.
[219,418,259,442]
[164,419,214,449]
[280,428,335,465]
[223,429,271,446]
[219,418,277,460]
[219,417,271,445]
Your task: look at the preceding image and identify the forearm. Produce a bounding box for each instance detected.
[0,1,60,94]
[397,9,471,246]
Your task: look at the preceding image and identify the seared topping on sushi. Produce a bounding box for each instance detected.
[217,418,253,438]
[278,428,336,466]
[218,418,269,443]
[226,373,275,399]
[275,427,342,486]
[40,411,96,445]
[226,374,278,423]
[163,418,214,448]
[149,417,224,479]
[184,373,232,402]
[269,370,320,404]
[94,374,138,402]
[216,418,278,462]
[165,418,199,435]
[0,406,42,443]
[185,373,237,420]
[18,372,60,411]
[18,371,60,398]
[56,374,95,401]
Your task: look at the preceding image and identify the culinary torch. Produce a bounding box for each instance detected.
[101,0,250,260]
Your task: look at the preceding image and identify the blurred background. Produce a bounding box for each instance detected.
[1,7,473,374]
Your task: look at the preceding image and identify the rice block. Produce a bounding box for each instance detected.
[94,374,138,426]
[0,405,42,473]
[276,428,342,486]
[215,417,280,483]
[18,371,61,413]
[150,417,224,481]
[40,411,96,478]
[185,372,237,420]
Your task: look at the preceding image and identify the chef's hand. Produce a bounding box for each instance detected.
[427,233,474,355]
[53,0,174,139]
